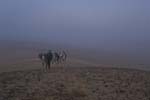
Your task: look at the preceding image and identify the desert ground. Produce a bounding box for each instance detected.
[0,41,150,100]
[0,67,150,100]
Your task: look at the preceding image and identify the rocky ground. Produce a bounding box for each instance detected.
[0,67,150,100]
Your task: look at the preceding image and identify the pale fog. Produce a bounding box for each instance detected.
[0,0,150,69]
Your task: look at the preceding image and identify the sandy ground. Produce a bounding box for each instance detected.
[0,67,150,100]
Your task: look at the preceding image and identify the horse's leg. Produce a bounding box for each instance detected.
[47,61,51,72]
[45,63,48,72]
[40,60,44,72]
[42,62,45,72]
[58,57,61,64]
[42,61,44,66]
[49,63,51,70]
[44,64,46,72]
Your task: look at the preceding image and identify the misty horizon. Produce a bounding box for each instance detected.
[0,0,150,66]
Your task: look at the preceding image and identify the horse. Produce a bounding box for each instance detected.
[62,50,67,61]
[59,51,67,63]
[38,51,53,71]
[38,53,45,66]
[54,52,60,63]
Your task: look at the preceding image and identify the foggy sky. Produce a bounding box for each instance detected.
[0,0,150,52]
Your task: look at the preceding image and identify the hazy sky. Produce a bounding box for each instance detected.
[0,0,150,51]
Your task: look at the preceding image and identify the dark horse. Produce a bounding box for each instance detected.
[38,50,53,71]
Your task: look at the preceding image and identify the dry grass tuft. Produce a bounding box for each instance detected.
[66,81,89,97]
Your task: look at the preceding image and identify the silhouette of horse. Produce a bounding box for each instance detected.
[38,50,53,71]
